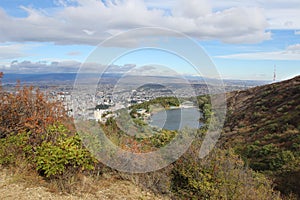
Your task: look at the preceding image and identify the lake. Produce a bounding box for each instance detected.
[149,107,202,130]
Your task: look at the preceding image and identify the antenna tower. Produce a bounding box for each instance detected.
[273,65,276,82]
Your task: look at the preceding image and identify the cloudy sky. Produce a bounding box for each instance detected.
[0,0,299,80]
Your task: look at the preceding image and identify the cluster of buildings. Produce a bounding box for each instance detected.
[43,81,242,123]
[50,83,188,123]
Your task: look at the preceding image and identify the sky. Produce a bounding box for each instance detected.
[0,0,299,81]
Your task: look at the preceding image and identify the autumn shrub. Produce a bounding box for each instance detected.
[171,146,281,200]
[0,74,69,144]
[0,73,97,186]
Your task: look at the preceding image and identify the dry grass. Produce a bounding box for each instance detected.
[0,167,168,200]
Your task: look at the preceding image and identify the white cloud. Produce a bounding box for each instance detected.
[265,8,300,29]
[216,44,300,60]
[294,30,300,35]
[256,0,300,9]
[0,43,29,59]
[0,59,137,74]
[286,44,300,51]
[144,0,176,11]
[0,0,270,45]
[173,0,212,18]
[0,60,81,73]
[211,0,300,30]
[66,51,82,56]
[126,65,179,76]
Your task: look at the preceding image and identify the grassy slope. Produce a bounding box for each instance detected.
[0,168,167,200]
[220,75,300,197]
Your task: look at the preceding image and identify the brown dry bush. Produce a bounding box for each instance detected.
[0,73,71,144]
[0,73,99,194]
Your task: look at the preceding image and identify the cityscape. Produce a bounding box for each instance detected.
[2,73,264,123]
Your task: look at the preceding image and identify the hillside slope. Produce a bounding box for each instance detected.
[220,75,300,197]
[0,168,167,200]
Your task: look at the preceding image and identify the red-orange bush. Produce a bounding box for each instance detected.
[0,73,71,144]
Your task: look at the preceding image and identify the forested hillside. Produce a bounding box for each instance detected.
[221,76,300,197]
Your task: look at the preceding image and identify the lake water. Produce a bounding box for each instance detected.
[149,107,202,130]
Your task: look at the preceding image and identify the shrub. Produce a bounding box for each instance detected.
[35,126,96,178]
[259,143,279,156]
[0,76,69,144]
[0,132,32,166]
[272,150,295,170]
[171,147,280,200]
[253,112,262,118]
[150,130,177,148]
[266,123,279,132]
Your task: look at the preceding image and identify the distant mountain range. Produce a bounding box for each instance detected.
[1,73,120,83]
[1,73,269,87]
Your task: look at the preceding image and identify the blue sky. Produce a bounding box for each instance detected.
[0,0,299,81]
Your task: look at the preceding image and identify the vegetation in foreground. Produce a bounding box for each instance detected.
[0,72,297,199]
[221,75,300,198]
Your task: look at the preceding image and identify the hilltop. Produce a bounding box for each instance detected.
[0,72,294,199]
[220,76,300,197]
